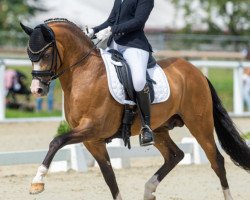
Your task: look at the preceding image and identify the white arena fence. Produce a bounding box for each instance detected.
[1,58,250,122]
[0,138,212,172]
[0,138,249,172]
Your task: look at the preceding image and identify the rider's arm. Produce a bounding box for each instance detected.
[111,0,154,35]
[93,1,117,33]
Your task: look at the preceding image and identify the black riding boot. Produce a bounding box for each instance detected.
[136,85,154,146]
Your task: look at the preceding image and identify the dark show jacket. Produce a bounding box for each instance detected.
[93,0,154,52]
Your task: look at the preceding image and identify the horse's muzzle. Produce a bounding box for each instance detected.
[30,79,49,97]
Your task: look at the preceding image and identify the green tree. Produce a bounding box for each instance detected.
[0,0,46,46]
[0,0,46,31]
[171,0,250,35]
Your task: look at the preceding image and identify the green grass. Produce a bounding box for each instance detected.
[6,108,62,118]
[56,121,72,137]
[208,68,233,111]
[242,132,250,140]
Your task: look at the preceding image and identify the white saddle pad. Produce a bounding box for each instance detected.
[100,49,170,105]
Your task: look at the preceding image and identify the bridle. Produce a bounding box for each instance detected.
[31,41,61,86]
[31,27,101,87]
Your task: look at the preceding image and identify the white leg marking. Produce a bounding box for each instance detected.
[115,192,122,200]
[223,188,233,200]
[144,175,159,200]
[32,165,48,184]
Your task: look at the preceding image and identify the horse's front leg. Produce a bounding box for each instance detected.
[30,118,94,194]
[84,141,122,200]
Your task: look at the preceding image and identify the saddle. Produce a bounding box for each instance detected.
[106,49,157,149]
[108,49,156,103]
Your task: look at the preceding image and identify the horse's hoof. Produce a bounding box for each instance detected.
[29,183,45,194]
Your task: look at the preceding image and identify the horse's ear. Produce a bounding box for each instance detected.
[40,24,54,41]
[20,22,33,36]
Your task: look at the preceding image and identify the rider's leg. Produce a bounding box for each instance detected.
[123,47,154,146]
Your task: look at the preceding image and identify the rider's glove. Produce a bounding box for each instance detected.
[95,26,112,41]
[84,28,94,38]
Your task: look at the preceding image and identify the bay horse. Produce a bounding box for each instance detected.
[20,19,250,200]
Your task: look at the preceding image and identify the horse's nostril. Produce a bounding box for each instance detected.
[37,88,43,94]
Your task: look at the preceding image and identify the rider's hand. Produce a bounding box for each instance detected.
[84,28,94,38]
[95,26,112,41]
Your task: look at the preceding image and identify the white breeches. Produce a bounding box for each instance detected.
[107,40,149,92]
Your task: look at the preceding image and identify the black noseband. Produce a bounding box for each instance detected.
[31,70,55,78]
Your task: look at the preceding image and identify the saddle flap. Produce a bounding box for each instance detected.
[100,49,170,105]
[109,49,136,101]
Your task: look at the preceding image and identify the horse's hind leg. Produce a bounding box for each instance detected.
[144,126,184,200]
[184,115,233,200]
[84,141,122,200]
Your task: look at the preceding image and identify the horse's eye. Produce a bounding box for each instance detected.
[44,54,50,59]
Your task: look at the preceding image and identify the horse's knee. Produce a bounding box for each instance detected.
[49,136,65,150]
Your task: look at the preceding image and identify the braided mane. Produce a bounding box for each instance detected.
[44,18,85,34]
[44,18,94,47]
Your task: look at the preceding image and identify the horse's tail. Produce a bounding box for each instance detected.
[206,78,250,171]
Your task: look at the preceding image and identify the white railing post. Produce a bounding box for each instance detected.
[233,63,244,115]
[201,67,209,77]
[0,60,6,121]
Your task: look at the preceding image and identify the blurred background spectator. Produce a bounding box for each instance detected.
[4,69,32,110]
[243,68,250,111]
[242,48,250,111]
[36,80,56,112]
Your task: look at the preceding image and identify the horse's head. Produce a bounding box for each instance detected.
[21,19,97,97]
[20,22,61,97]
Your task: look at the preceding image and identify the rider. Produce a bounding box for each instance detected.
[86,0,155,146]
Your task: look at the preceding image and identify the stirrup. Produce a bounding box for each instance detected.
[139,125,155,146]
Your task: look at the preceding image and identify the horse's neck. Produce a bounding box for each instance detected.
[59,49,103,94]
[55,27,101,93]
